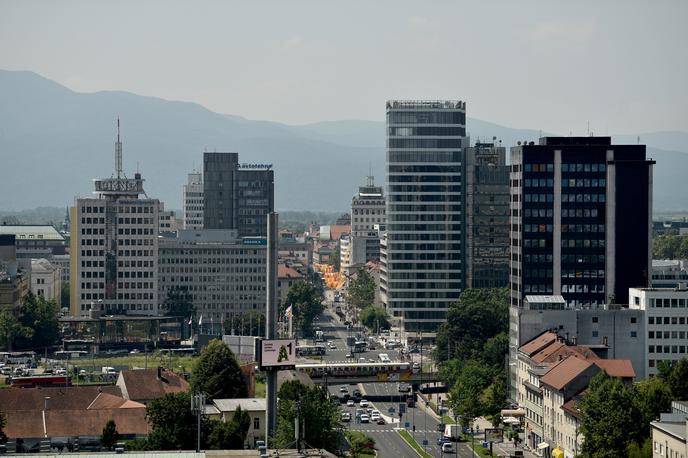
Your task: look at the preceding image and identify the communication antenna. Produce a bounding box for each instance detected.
[587,121,590,136]
[115,118,123,178]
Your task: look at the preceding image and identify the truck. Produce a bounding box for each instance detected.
[101,366,117,375]
[443,424,461,442]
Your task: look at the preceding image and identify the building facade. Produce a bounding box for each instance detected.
[158,229,266,323]
[381,100,467,342]
[30,258,61,306]
[465,142,510,288]
[70,130,160,317]
[183,171,204,230]
[203,153,274,237]
[342,176,386,275]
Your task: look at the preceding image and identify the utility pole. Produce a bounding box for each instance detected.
[265,213,279,445]
[190,392,206,452]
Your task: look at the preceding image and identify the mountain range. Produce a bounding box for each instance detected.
[1,69,687,212]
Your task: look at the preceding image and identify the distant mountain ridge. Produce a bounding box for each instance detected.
[0,69,686,212]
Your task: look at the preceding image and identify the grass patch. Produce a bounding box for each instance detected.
[465,436,493,458]
[398,430,434,458]
[442,415,455,425]
[59,353,197,373]
[255,380,266,398]
[346,430,376,457]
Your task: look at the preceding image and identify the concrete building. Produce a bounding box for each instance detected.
[652,260,688,288]
[651,401,688,458]
[629,286,688,377]
[70,126,160,317]
[0,225,67,270]
[50,254,71,285]
[158,204,180,233]
[212,398,266,447]
[342,176,386,276]
[465,142,510,288]
[203,152,274,237]
[183,171,204,230]
[277,263,304,306]
[381,100,467,343]
[0,235,29,314]
[158,229,266,323]
[30,258,61,306]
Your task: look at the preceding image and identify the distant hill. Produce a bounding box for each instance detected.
[1,69,687,212]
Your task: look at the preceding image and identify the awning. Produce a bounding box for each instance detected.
[552,447,565,458]
[501,409,526,417]
[537,442,550,450]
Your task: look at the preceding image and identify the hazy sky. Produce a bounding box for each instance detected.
[2,0,687,134]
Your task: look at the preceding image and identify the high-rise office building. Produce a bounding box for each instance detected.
[71,124,160,317]
[509,136,653,309]
[203,153,274,237]
[465,142,510,288]
[507,136,654,399]
[380,100,467,342]
[341,176,386,275]
[183,171,204,230]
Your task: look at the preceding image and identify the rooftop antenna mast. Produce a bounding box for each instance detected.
[367,162,374,186]
[115,118,123,178]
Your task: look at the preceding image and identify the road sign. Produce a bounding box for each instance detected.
[399,403,406,413]
[405,422,410,428]
[388,407,395,414]
[258,339,296,370]
[422,439,428,446]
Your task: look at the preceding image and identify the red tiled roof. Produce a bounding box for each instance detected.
[87,392,145,410]
[562,398,582,419]
[519,332,558,357]
[0,385,122,412]
[278,264,304,279]
[532,342,600,364]
[118,368,189,402]
[540,355,593,391]
[593,359,636,379]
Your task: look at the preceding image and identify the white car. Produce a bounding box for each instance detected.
[347,399,355,407]
[359,399,369,407]
[442,442,453,453]
[359,414,370,423]
[341,412,351,422]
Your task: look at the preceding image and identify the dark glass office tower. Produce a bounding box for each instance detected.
[510,136,654,309]
[380,100,467,343]
[465,142,510,288]
[203,152,274,237]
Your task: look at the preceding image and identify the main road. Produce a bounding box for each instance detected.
[303,299,471,458]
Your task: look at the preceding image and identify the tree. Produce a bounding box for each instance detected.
[275,381,341,452]
[15,292,59,350]
[348,268,375,309]
[224,311,265,336]
[0,311,33,351]
[480,373,507,417]
[359,305,389,332]
[146,392,201,450]
[283,281,323,337]
[627,438,652,458]
[207,406,250,449]
[328,246,340,272]
[100,419,119,450]
[579,372,643,458]
[435,288,509,363]
[0,409,8,444]
[60,283,70,311]
[447,359,494,424]
[635,376,672,433]
[191,339,247,400]
[163,287,195,320]
[666,358,688,400]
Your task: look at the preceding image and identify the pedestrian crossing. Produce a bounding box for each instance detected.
[349,429,437,434]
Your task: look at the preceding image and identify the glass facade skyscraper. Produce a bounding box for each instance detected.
[380,100,467,342]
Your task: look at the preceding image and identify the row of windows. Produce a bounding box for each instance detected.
[562,224,606,233]
[82,228,105,235]
[523,208,554,218]
[562,163,606,173]
[562,284,605,293]
[353,208,385,215]
[650,316,688,325]
[650,297,688,308]
[388,165,462,173]
[562,193,606,203]
[524,179,553,188]
[649,331,688,340]
[562,208,600,218]
[562,269,606,279]
[118,239,154,246]
[561,239,606,249]
[387,111,465,125]
[118,282,154,289]
[82,217,105,224]
[523,163,553,173]
[562,254,605,264]
[117,250,154,257]
[524,194,553,203]
[117,217,155,225]
[563,178,606,188]
[388,126,464,136]
[118,228,155,235]
[80,293,155,302]
[388,139,463,149]
[389,151,462,163]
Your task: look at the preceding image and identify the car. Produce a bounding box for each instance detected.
[347,399,355,407]
[359,399,369,407]
[129,349,140,354]
[376,417,385,425]
[412,362,421,369]
[340,385,349,393]
[359,414,370,423]
[358,357,366,363]
[345,352,353,358]
[408,347,420,354]
[398,382,411,393]
[55,369,67,375]
[340,412,351,422]
[437,436,449,446]
[355,408,364,418]
[442,442,453,453]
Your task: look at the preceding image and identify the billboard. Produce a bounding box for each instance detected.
[258,339,297,370]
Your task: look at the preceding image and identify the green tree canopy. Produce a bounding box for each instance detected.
[666,358,688,400]
[635,376,672,434]
[435,288,509,363]
[447,359,495,425]
[652,234,688,259]
[275,381,341,452]
[11,292,59,350]
[283,281,323,337]
[0,310,33,351]
[191,339,247,400]
[100,419,119,450]
[348,268,375,309]
[207,406,250,450]
[0,409,8,444]
[579,372,644,457]
[359,305,389,332]
[146,392,201,450]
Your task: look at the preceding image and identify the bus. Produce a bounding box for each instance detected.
[297,361,412,378]
[10,375,71,388]
[378,353,391,363]
[159,347,197,357]
[296,345,326,357]
[0,351,37,365]
[353,341,367,353]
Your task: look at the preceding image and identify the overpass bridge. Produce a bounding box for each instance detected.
[295,361,439,384]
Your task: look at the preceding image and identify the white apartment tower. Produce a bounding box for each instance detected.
[70,122,160,317]
[183,171,204,230]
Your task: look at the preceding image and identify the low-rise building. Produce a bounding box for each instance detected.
[212,398,266,447]
[30,258,61,306]
[651,401,688,458]
[116,367,190,405]
[277,263,304,306]
[652,260,688,288]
